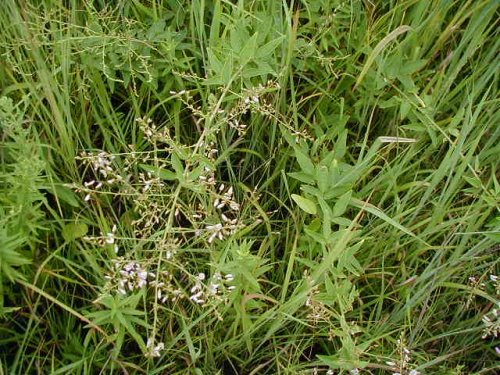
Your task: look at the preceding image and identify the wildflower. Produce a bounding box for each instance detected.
[482,304,499,338]
[106,259,152,295]
[190,291,204,304]
[105,232,115,244]
[206,223,224,243]
[145,338,164,358]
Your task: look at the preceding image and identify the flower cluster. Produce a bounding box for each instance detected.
[137,116,170,144]
[145,337,165,358]
[304,284,330,325]
[83,224,119,254]
[150,270,184,304]
[73,150,124,202]
[214,184,240,211]
[189,272,235,306]
[192,181,244,244]
[224,81,280,136]
[482,304,499,339]
[138,171,164,193]
[198,166,217,187]
[386,337,420,375]
[104,258,154,295]
[204,216,242,244]
[70,86,268,361]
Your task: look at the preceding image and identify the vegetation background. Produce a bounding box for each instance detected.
[0,0,498,374]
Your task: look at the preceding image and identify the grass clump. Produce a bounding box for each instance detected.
[0,0,498,374]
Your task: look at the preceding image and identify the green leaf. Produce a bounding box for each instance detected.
[240,33,258,64]
[287,172,315,185]
[170,153,185,177]
[256,36,285,59]
[291,194,317,215]
[334,129,348,160]
[316,165,329,193]
[354,25,412,90]
[294,148,315,173]
[400,100,411,120]
[48,184,79,208]
[331,217,353,226]
[333,190,352,217]
[207,48,223,75]
[350,198,427,245]
[62,222,88,242]
[139,164,177,180]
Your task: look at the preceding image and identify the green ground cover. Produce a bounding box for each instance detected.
[0,1,498,373]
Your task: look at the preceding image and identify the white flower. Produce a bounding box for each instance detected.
[145,338,164,358]
[206,223,224,243]
[105,232,115,244]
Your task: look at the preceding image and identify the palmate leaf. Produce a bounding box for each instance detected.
[86,293,148,353]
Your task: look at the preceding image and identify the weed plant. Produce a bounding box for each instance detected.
[0,0,498,374]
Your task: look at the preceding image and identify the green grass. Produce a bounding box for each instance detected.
[0,1,498,374]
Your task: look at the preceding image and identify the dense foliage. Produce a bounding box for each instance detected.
[0,1,498,374]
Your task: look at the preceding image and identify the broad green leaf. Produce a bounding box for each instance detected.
[334,129,348,160]
[316,165,329,193]
[400,100,411,120]
[240,33,258,64]
[331,217,353,226]
[287,172,315,185]
[294,148,315,173]
[291,194,317,215]
[171,153,185,177]
[256,36,285,58]
[62,222,88,242]
[139,164,177,180]
[49,184,79,207]
[333,190,352,217]
[301,185,323,198]
[207,48,223,75]
[242,63,277,78]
